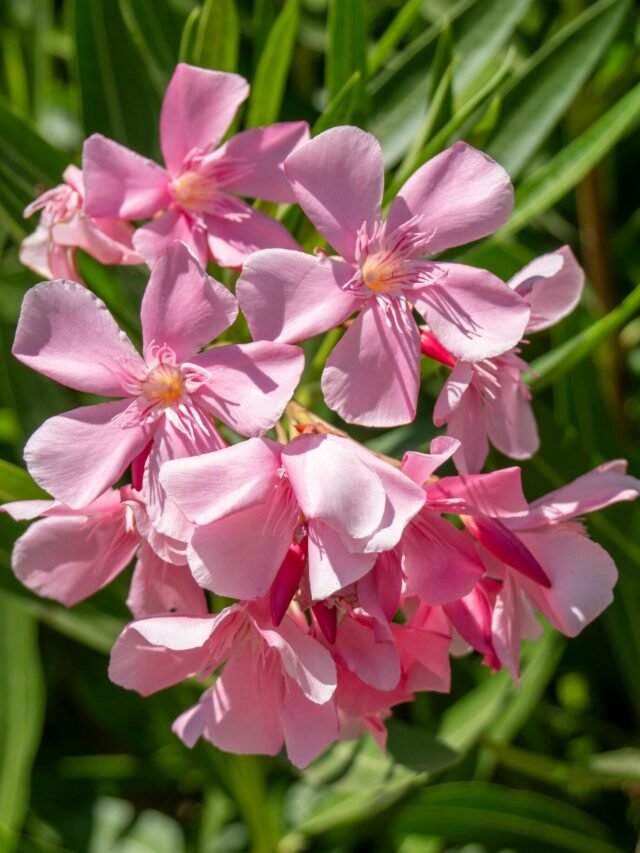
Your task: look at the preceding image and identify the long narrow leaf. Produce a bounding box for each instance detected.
[191,0,239,73]
[326,0,367,103]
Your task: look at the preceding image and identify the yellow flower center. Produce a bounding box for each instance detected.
[141,364,184,408]
[361,254,405,294]
[172,170,215,212]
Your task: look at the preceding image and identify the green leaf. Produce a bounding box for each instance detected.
[0,459,48,502]
[392,782,620,852]
[74,0,161,156]
[190,0,239,73]
[529,281,640,391]
[313,71,362,134]
[326,0,367,103]
[0,596,44,850]
[178,6,200,64]
[0,96,68,238]
[246,0,299,128]
[486,0,631,177]
[367,0,423,77]
[118,0,183,92]
[386,720,459,774]
[452,0,531,94]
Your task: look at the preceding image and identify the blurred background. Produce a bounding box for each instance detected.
[0,0,640,850]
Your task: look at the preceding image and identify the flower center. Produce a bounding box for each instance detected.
[172,170,216,213]
[140,363,185,409]
[361,253,407,294]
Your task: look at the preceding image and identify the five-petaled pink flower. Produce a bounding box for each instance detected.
[12,241,304,531]
[21,165,141,283]
[237,126,531,427]
[423,246,585,472]
[82,63,307,268]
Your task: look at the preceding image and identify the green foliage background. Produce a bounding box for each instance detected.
[0,0,639,850]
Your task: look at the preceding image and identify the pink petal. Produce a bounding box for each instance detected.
[491,574,542,679]
[402,513,484,604]
[12,512,137,606]
[141,241,238,361]
[257,614,337,703]
[509,246,584,333]
[347,445,426,552]
[282,434,387,539]
[237,249,358,343]
[426,468,529,518]
[433,362,474,426]
[321,300,421,427]
[215,122,310,203]
[13,280,143,396]
[127,545,208,619]
[307,519,376,601]
[206,204,299,269]
[445,389,489,474]
[413,263,530,361]
[160,438,282,525]
[109,611,237,695]
[52,212,141,266]
[187,497,298,599]
[160,64,249,174]
[20,223,53,278]
[281,683,338,768]
[82,134,170,219]
[284,126,384,262]
[464,515,551,588]
[333,616,400,691]
[270,539,308,627]
[142,416,224,542]
[386,141,514,253]
[401,437,460,485]
[483,364,539,462]
[204,641,284,757]
[24,401,152,509]
[516,461,640,530]
[133,209,210,268]
[516,528,618,637]
[194,341,304,436]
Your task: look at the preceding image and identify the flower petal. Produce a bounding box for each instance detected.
[127,545,208,618]
[509,246,584,333]
[141,241,238,361]
[237,249,358,343]
[215,122,309,203]
[24,401,152,509]
[321,300,421,427]
[433,362,473,426]
[83,134,170,218]
[194,341,304,436]
[307,519,376,600]
[12,512,137,606]
[160,64,249,173]
[13,279,143,396]
[284,126,384,262]
[282,434,387,539]
[387,141,514,253]
[414,263,530,361]
[133,209,210,268]
[206,205,299,269]
[281,683,338,768]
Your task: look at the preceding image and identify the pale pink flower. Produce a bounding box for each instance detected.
[3,488,205,616]
[109,601,338,769]
[237,126,531,427]
[82,63,307,268]
[12,241,304,519]
[425,246,585,472]
[160,432,425,603]
[20,165,141,282]
[427,461,640,675]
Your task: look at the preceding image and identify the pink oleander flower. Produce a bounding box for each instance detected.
[237,126,531,427]
[160,432,425,603]
[423,246,585,472]
[109,601,338,769]
[82,63,307,268]
[20,165,141,282]
[3,488,205,616]
[12,241,304,526]
[426,461,640,676]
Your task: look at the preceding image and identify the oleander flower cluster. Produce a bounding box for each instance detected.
[6,64,640,769]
